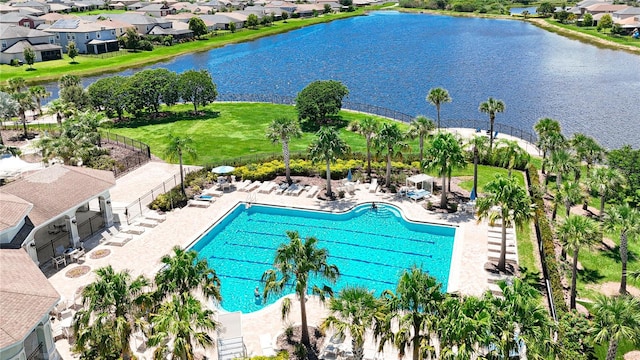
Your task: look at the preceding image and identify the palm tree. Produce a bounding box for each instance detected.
[466,135,489,197]
[148,294,217,360]
[355,117,380,181]
[266,117,302,184]
[494,139,530,177]
[557,215,599,309]
[164,134,197,196]
[550,148,578,190]
[59,74,82,89]
[605,204,640,295]
[438,295,492,358]
[11,92,35,138]
[261,230,339,348]
[379,267,444,360]
[478,97,505,155]
[321,287,382,360]
[476,175,533,272]
[73,266,150,360]
[407,115,435,165]
[7,77,26,94]
[426,87,451,130]
[374,122,408,188]
[46,99,67,127]
[592,295,640,360]
[309,126,350,198]
[552,180,584,221]
[588,167,625,225]
[28,85,50,116]
[534,118,562,174]
[540,132,567,178]
[571,133,604,180]
[0,91,19,145]
[423,132,465,209]
[154,246,221,304]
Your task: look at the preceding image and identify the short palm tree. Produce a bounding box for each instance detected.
[534,117,561,174]
[59,74,82,89]
[466,135,489,197]
[588,167,625,225]
[7,77,26,94]
[478,97,505,155]
[73,266,150,360]
[423,132,465,209]
[164,134,197,196]
[148,294,217,360]
[46,99,67,127]
[11,91,35,138]
[28,85,50,116]
[0,91,19,144]
[557,215,599,309]
[592,295,640,360]
[476,175,533,272]
[552,180,584,221]
[379,267,444,360]
[426,87,451,130]
[261,230,339,348]
[374,122,408,188]
[407,115,435,165]
[540,131,568,178]
[571,133,604,180]
[550,148,578,190]
[266,117,302,184]
[494,139,530,177]
[355,117,380,181]
[605,204,640,295]
[309,126,350,198]
[321,287,382,360]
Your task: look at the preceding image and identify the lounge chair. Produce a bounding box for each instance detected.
[188,199,211,208]
[260,334,276,357]
[285,183,304,196]
[369,178,378,193]
[120,225,145,235]
[259,182,278,194]
[195,194,216,202]
[407,189,430,202]
[274,183,289,195]
[241,181,261,192]
[102,230,133,246]
[203,188,224,197]
[234,179,251,191]
[136,219,158,228]
[306,185,319,198]
[144,211,166,223]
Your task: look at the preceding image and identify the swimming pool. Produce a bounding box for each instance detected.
[190,203,456,313]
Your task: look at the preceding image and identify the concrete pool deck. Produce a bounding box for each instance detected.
[48,164,496,359]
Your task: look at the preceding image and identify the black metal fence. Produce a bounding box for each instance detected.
[101,131,152,178]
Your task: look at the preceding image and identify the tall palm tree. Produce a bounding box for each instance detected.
[423,132,465,209]
[73,266,150,360]
[466,135,489,197]
[605,204,640,295]
[552,180,584,221]
[426,87,451,130]
[148,294,217,360]
[592,295,640,360]
[266,117,302,184]
[355,117,380,181]
[557,215,599,309]
[11,92,35,139]
[534,118,562,174]
[7,77,26,94]
[379,267,444,360]
[374,122,408,188]
[164,134,197,196]
[407,115,435,165]
[571,133,605,180]
[476,175,533,272]
[550,148,578,190]
[261,230,339,348]
[321,287,382,360]
[0,91,19,145]
[309,126,350,198]
[541,132,567,178]
[28,85,50,116]
[478,97,505,155]
[46,99,67,127]
[494,139,530,177]
[588,167,625,225]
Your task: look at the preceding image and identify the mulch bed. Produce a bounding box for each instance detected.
[89,249,111,259]
[275,325,325,360]
[65,265,91,278]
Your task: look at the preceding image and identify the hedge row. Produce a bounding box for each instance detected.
[528,165,568,314]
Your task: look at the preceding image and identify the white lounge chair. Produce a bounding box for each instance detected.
[260,334,276,357]
[121,225,145,235]
[259,182,278,194]
[203,188,224,197]
[369,178,378,193]
[273,183,289,195]
[188,200,211,208]
[102,230,133,246]
[286,183,304,196]
[306,185,319,198]
[136,219,158,228]
[234,179,251,191]
[241,181,261,192]
[144,211,166,223]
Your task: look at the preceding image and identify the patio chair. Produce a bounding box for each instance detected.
[234,179,251,191]
[369,178,378,193]
[144,211,166,223]
[121,225,146,235]
[71,243,86,263]
[286,183,304,196]
[101,230,133,245]
[188,200,211,208]
[241,181,261,192]
[136,218,158,228]
[306,185,319,198]
[52,255,66,269]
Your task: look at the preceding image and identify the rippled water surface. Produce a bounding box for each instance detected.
[61,11,640,148]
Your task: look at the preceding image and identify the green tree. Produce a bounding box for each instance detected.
[476,175,533,272]
[59,74,81,89]
[478,97,505,155]
[73,266,150,360]
[324,3,332,13]
[534,117,562,175]
[124,27,141,51]
[608,145,640,207]
[36,111,105,165]
[60,85,91,111]
[466,135,489,197]
[295,80,349,130]
[438,295,492,358]
[128,69,179,117]
[261,230,339,348]
[598,14,613,33]
[426,87,451,130]
[178,69,218,113]
[46,98,67,126]
[552,180,584,221]
[380,267,444,360]
[549,148,578,190]
[281,11,289,20]
[537,1,555,16]
[28,85,50,116]
[188,16,208,38]
[309,126,350,198]
[605,204,640,295]
[592,295,640,360]
[229,21,236,33]
[247,13,259,28]
[583,13,594,26]
[321,287,382,360]
[67,41,79,63]
[0,91,19,142]
[407,115,435,165]
[493,139,529,177]
[23,47,35,69]
[557,215,599,309]
[588,167,625,225]
[164,134,197,196]
[87,76,129,120]
[354,117,380,181]
[571,133,604,180]
[7,77,26,94]
[557,311,595,359]
[423,132,465,209]
[375,122,408,188]
[267,117,302,184]
[11,91,35,138]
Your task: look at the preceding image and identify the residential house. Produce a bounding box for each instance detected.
[10,1,51,13]
[294,3,324,16]
[38,12,78,25]
[0,249,61,360]
[198,0,227,12]
[43,18,120,54]
[0,13,46,28]
[48,2,72,13]
[199,13,244,30]
[101,13,173,34]
[0,24,62,64]
[0,3,20,14]
[138,2,177,17]
[148,21,193,40]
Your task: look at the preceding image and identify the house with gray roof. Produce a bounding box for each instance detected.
[0,24,62,64]
[0,13,45,28]
[137,2,177,17]
[102,13,173,34]
[43,18,119,54]
[198,13,245,30]
[10,1,51,13]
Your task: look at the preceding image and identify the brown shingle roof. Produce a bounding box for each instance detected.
[0,165,115,227]
[0,249,60,349]
[0,193,32,232]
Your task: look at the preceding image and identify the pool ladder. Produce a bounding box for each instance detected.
[245,192,256,208]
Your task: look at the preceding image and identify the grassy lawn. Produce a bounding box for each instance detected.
[83,9,127,15]
[0,11,363,84]
[455,167,525,190]
[540,19,640,51]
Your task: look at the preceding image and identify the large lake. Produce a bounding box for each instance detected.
[53,11,640,149]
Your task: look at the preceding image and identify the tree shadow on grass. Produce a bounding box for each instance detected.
[114,109,221,128]
[578,267,605,284]
[601,245,638,263]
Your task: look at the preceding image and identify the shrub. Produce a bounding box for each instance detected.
[149,188,187,211]
[139,40,154,51]
[449,202,458,212]
[10,58,21,66]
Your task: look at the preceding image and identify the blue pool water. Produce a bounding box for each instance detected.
[191,203,456,313]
